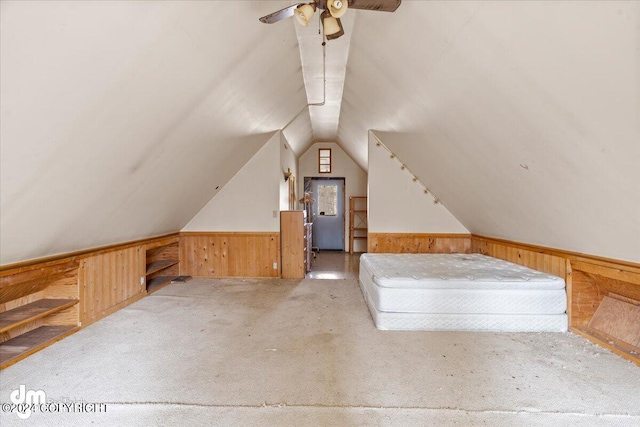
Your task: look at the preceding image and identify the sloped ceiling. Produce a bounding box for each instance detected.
[2,1,639,264]
[341,1,640,262]
[0,1,312,264]
[295,9,354,141]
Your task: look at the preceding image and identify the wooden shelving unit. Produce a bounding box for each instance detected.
[349,196,368,254]
[145,238,180,295]
[0,261,80,369]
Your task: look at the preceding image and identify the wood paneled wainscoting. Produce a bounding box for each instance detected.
[471,236,569,282]
[1,232,279,367]
[180,232,280,278]
[0,234,179,368]
[472,235,640,366]
[79,246,146,326]
[368,233,472,254]
[2,231,637,367]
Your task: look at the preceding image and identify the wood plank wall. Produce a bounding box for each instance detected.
[471,236,569,280]
[180,232,280,278]
[3,230,638,365]
[471,235,640,365]
[0,234,179,330]
[79,246,146,326]
[368,233,471,254]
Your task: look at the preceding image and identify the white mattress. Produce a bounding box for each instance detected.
[360,253,566,290]
[359,253,568,332]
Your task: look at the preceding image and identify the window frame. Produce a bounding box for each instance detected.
[318,148,332,174]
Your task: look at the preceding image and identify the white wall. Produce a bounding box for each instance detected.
[183,133,281,232]
[298,142,368,251]
[279,133,299,211]
[368,132,468,234]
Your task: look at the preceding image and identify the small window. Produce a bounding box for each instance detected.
[319,149,331,173]
[317,185,337,216]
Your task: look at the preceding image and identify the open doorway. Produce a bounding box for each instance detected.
[306,251,360,280]
[304,177,345,251]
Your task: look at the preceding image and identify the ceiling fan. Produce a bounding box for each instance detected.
[259,0,402,40]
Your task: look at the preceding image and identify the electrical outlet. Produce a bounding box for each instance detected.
[273,262,278,270]
[273,210,278,218]
[140,276,145,286]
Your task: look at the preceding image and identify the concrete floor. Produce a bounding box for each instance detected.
[1,276,639,426]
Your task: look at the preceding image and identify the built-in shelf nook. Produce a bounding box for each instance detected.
[0,261,80,369]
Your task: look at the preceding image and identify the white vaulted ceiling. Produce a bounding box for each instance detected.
[295,8,354,142]
[1,1,639,264]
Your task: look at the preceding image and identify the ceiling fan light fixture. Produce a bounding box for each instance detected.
[321,10,344,40]
[294,3,316,26]
[327,0,348,18]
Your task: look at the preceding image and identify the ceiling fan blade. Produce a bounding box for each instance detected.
[259,3,305,24]
[347,0,401,12]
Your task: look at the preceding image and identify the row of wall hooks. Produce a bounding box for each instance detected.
[371,134,440,204]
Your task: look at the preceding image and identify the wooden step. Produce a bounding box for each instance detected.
[0,325,78,369]
[0,299,78,334]
[145,260,179,275]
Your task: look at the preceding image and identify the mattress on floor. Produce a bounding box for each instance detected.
[359,253,568,332]
[360,282,569,332]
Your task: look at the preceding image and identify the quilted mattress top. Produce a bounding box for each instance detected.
[360,253,566,290]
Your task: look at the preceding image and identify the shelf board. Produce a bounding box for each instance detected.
[146,260,179,276]
[147,276,175,295]
[352,210,367,213]
[145,238,179,251]
[353,237,368,240]
[0,299,78,334]
[352,227,368,231]
[0,325,79,369]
